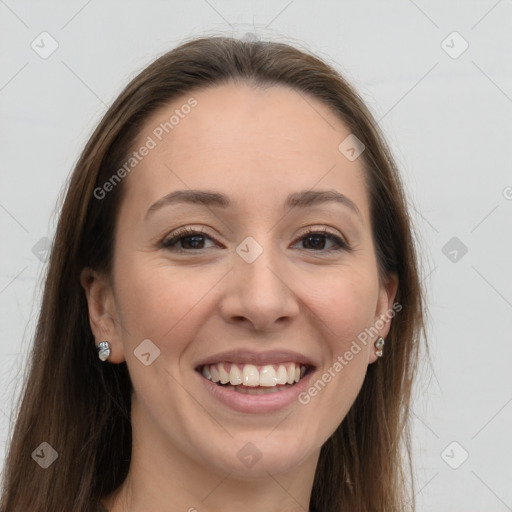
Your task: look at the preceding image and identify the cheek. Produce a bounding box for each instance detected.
[294,265,379,415]
[111,260,217,414]
[112,256,224,356]
[299,264,379,349]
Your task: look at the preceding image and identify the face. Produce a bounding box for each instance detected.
[82,82,397,480]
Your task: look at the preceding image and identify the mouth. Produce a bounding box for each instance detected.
[195,361,313,395]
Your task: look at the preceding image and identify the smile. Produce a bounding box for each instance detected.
[198,362,309,388]
[195,360,316,412]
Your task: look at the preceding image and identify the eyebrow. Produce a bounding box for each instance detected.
[145,189,362,219]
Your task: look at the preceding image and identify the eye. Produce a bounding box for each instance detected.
[292,228,350,252]
[161,226,350,253]
[161,227,218,252]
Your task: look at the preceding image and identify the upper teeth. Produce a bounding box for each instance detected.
[201,362,306,387]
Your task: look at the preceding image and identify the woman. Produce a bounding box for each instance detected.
[0,36,425,511]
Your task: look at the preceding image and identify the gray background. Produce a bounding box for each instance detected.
[1,1,511,510]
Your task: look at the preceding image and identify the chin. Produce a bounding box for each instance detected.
[204,435,313,478]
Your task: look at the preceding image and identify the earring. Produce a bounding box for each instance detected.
[97,341,111,362]
[375,337,385,357]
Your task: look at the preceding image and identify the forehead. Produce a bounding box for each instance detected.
[122,82,369,220]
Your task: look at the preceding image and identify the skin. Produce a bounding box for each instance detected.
[81,82,398,512]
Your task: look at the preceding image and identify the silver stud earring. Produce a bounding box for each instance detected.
[97,341,111,362]
[375,337,385,357]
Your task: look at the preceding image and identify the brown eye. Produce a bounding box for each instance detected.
[294,229,349,252]
[162,227,217,252]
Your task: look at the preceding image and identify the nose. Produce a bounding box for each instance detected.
[219,240,300,332]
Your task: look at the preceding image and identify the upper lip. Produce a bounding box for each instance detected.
[194,349,317,370]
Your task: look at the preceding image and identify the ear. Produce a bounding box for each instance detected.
[80,267,125,363]
[368,272,399,364]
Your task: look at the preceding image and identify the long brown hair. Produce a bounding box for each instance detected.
[0,36,426,511]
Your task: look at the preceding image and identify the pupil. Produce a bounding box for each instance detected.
[183,236,204,249]
[305,236,325,250]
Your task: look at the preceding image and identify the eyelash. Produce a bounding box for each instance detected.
[161,226,350,253]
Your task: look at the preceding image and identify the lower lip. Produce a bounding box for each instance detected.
[196,369,315,414]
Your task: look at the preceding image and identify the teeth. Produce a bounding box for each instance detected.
[259,365,277,387]
[218,362,230,384]
[242,364,259,387]
[287,365,295,384]
[229,364,242,385]
[210,365,220,383]
[201,362,307,387]
[276,365,288,385]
